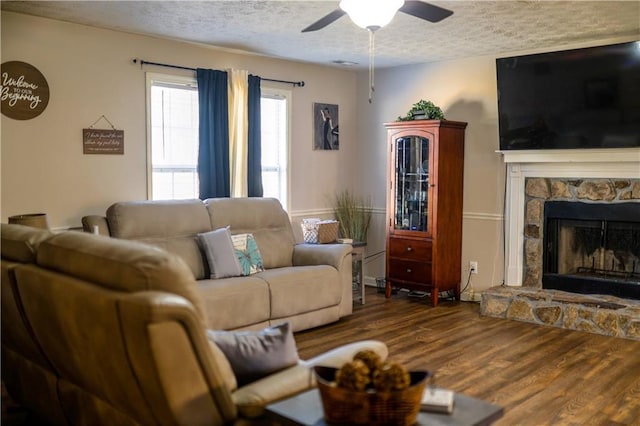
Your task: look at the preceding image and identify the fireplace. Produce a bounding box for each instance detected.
[485,149,640,339]
[543,201,640,299]
[500,148,640,290]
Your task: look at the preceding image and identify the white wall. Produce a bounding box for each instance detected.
[3,11,634,297]
[1,12,358,229]
[355,36,637,296]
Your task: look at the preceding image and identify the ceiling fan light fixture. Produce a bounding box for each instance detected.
[339,0,404,30]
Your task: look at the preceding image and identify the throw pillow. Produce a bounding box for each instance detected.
[231,233,264,276]
[206,322,299,386]
[197,227,243,279]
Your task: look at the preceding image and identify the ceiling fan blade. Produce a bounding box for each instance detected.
[400,1,453,23]
[302,8,347,32]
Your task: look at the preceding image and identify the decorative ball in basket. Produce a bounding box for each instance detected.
[314,350,430,425]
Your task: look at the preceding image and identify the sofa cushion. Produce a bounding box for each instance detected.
[197,276,271,330]
[231,233,264,276]
[197,228,243,279]
[36,232,209,325]
[107,199,212,279]
[256,266,342,318]
[207,322,298,386]
[205,198,296,270]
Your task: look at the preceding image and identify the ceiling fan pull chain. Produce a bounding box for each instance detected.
[369,29,375,103]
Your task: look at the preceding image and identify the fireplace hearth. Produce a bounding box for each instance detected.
[480,286,640,340]
[543,201,640,299]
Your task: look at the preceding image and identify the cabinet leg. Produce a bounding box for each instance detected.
[431,289,439,307]
[385,280,392,299]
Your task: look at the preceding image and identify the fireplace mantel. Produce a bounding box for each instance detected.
[500,148,640,287]
[500,148,640,165]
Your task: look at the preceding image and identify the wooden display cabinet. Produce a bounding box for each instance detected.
[384,120,467,306]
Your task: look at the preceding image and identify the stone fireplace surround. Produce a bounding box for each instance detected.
[480,148,640,340]
[523,177,639,290]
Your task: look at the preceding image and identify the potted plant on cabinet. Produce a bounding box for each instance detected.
[396,99,444,121]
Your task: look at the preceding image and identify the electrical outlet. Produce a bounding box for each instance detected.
[470,261,478,274]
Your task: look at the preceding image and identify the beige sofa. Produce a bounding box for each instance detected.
[83,197,353,332]
[1,223,387,425]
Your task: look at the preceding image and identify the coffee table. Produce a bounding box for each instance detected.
[265,388,503,426]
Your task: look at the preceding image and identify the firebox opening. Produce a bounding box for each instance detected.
[543,201,640,300]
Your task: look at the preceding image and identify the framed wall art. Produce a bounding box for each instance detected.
[83,115,124,155]
[313,102,339,150]
[1,61,50,120]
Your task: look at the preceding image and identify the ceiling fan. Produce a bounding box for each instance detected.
[302,1,453,33]
[302,1,454,103]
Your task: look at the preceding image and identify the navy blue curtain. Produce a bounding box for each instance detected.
[247,75,263,197]
[197,68,230,199]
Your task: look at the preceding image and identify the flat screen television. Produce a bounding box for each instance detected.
[497,41,640,150]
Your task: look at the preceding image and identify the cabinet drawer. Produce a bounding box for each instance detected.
[388,259,431,283]
[389,238,432,261]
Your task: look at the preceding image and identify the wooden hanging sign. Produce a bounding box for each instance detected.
[83,115,124,155]
[1,61,50,120]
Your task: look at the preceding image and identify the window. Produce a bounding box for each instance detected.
[260,88,290,210]
[147,73,199,200]
[146,74,290,207]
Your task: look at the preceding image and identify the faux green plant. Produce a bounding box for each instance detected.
[396,99,445,121]
[332,190,373,243]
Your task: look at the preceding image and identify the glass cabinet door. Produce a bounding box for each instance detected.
[394,135,430,232]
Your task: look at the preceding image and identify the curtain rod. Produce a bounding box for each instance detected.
[132,58,305,87]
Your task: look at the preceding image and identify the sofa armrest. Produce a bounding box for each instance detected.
[232,363,313,419]
[292,243,351,270]
[302,340,388,369]
[293,243,353,317]
[232,340,388,419]
[81,215,110,236]
[119,291,237,424]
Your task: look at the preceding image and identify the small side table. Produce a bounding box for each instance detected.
[265,388,504,426]
[351,241,366,305]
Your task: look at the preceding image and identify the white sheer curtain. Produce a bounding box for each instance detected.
[228,69,249,197]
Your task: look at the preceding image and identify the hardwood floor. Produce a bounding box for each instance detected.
[295,288,640,426]
[3,288,639,425]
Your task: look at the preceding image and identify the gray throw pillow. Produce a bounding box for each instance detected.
[197,227,243,279]
[206,322,299,386]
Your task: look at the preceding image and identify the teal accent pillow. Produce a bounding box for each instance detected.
[197,227,243,279]
[231,233,264,276]
[206,322,299,386]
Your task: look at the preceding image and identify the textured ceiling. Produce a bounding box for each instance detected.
[2,1,639,69]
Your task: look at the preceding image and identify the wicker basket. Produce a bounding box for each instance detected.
[8,213,49,230]
[301,219,339,244]
[314,366,430,426]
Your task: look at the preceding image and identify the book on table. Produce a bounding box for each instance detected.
[420,387,454,414]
